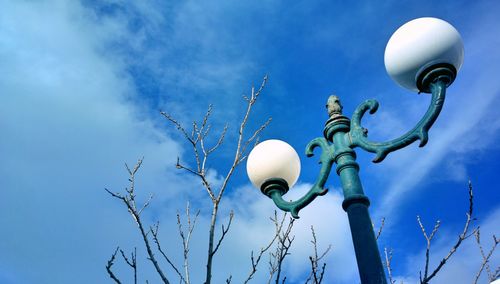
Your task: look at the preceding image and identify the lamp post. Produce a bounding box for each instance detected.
[246,17,464,284]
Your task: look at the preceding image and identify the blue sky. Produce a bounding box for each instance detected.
[1,0,499,283]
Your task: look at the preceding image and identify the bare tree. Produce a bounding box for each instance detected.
[176,202,200,284]
[244,211,288,284]
[474,229,499,283]
[160,76,271,284]
[418,181,478,284]
[378,181,500,284]
[305,226,331,284]
[105,76,306,284]
[105,158,173,284]
[267,214,295,284]
[383,247,396,284]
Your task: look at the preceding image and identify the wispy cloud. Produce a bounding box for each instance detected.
[0,1,185,283]
[210,183,358,283]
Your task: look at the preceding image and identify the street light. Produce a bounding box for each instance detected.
[246,17,464,284]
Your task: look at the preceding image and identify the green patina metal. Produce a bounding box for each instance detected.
[349,79,447,163]
[261,66,453,219]
[260,66,454,284]
[261,137,333,218]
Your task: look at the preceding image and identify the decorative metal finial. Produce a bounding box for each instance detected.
[326,95,343,117]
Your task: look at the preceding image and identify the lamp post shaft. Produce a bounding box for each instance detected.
[325,112,387,284]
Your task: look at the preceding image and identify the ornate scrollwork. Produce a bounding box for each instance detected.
[348,80,447,163]
[267,137,334,218]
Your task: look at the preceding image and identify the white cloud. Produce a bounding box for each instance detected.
[0,1,186,283]
[0,2,346,283]
[201,182,359,284]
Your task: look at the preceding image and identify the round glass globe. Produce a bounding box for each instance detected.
[384,17,464,92]
[246,139,301,189]
[491,279,500,284]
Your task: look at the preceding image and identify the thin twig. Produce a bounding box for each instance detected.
[160,111,195,145]
[119,248,137,284]
[150,223,185,283]
[266,213,292,284]
[244,211,286,284]
[272,217,295,284]
[106,247,122,284]
[417,215,441,281]
[384,248,396,284]
[212,211,234,256]
[375,217,386,241]
[474,229,499,283]
[419,180,477,284]
[305,226,331,284]
[105,158,170,284]
[207,124,228,155]
[177,202,200,284]
[217,75,270,203]
[240,117,272,160]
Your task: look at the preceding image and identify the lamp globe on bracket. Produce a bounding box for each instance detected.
[246,139,301,193]
[384,17,464,93]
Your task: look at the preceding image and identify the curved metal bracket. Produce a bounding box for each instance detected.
[264,137,334,218]
[348,80,447,163]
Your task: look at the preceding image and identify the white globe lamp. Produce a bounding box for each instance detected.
[246,139,301,190]
[384,17,464,93]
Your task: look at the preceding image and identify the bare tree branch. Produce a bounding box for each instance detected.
[161,111,202,174]
[204,76,269,284]
[265,213,292,284]
[150,223,185,284]
[375,217,386,241]
[174,151,202,175]
[106,247,122,284]
[419,180,477,284]
[240,117,272,161]
[207,124,228,155]
[217,75,270,203]
[474,229,499,283]
[212,211,234,257]
[105,158,171,284]
[417,215,441,281]
[160,111,195,145]
[268,216,295,284]
[138,194,154,216]
[384,247,396,284]
[176,202,200,284]
[305,226,331,284]
[157,76,269,284]
[119,248,138,284]
[244,211,286,284]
